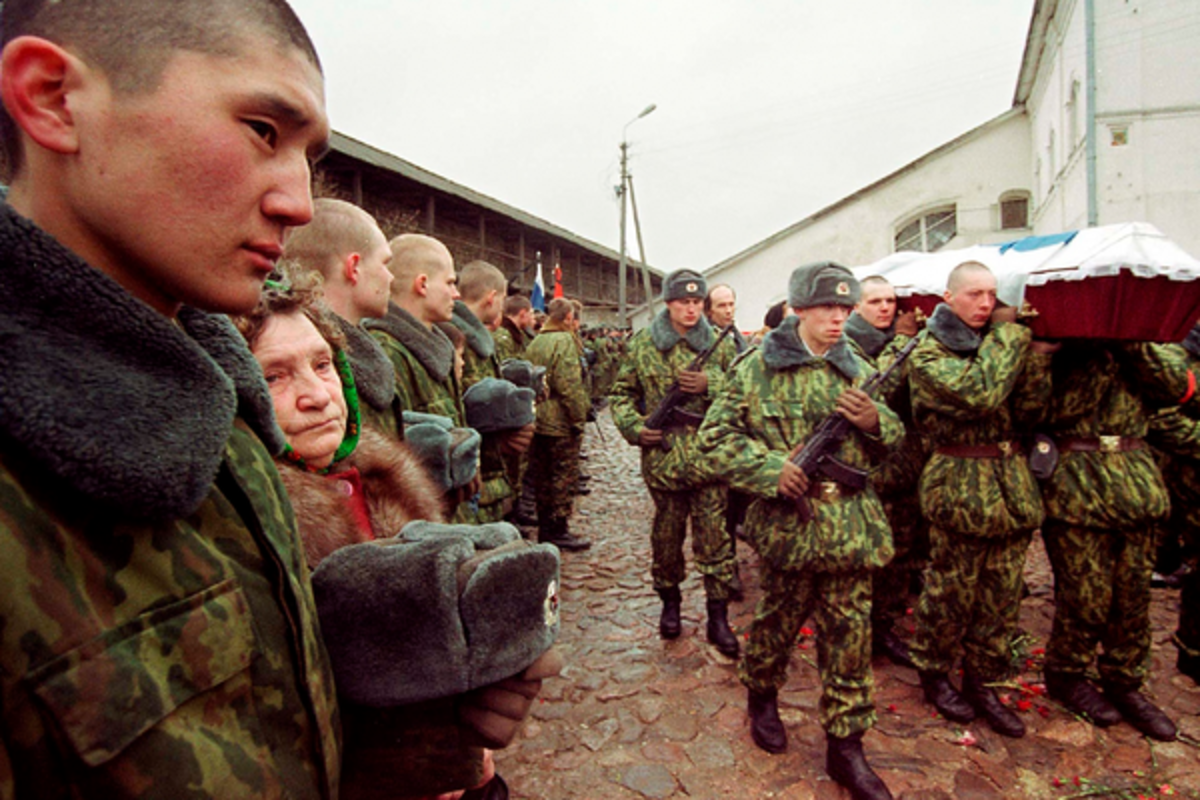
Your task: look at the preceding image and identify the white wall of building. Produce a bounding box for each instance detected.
[1027,0,1200,255]
[704,111,1031,330]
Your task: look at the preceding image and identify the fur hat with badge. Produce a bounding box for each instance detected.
[788,261,861,309]
[663,269,707,302]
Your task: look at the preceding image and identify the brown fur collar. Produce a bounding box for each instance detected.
[278,427,447,567]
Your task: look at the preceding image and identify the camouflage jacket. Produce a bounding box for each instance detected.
[910,305,1050,538]
[525,320,590,437]
[335,314,403,440]
[0,209,339,799]
[1039,341,1189,529]
[367,303,467,426]
[451,303,516,519]
[610,312,738,492]
[697,318,902,571]
[1147,344,1200,535]
[493,317,531,362]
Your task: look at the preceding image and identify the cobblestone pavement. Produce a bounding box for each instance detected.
[496,408,1200,799]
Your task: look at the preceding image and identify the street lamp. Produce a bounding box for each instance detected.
[618,103,656,328]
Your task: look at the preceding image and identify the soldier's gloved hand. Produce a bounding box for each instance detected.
[500,424,535,455]
[894,310,920,337]
[459,647,564,748]
[677,369,708,395]
[778,443,811,499]
[639,427,664,448]
[836,388,879,434]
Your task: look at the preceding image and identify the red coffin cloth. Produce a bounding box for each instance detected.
[1025,274,1200,342]
[900,274,1200,342]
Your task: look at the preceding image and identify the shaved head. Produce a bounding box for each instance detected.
[946,261,993,293]
[457,260,507,304]
[284,198,379,278]
[388,233,454,294]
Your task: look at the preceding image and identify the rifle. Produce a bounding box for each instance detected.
[790,335,920,521]
[643,323,735,452]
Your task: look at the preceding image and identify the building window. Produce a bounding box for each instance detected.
[999,191,1031,230]
[894,206,957,253]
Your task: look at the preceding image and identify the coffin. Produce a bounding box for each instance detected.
[852,223,1200,341]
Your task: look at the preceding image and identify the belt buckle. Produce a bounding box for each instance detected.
[997,441,1013,457]
[1099,435,1121,453]
[818,481,841,502]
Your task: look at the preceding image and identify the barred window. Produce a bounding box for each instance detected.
[1000,191,1030,230]
[894,207,957,253]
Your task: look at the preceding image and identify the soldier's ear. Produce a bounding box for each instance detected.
[1,36,88,157]
[414,273,429,297]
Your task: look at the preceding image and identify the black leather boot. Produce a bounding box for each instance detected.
[872,628,916,669]
[825,732,894,800]
[747,688,787,753]
[1044,671,1120,727]
[962,673,1025,738]
[919,671,975,723]
[538,519,591,552]
[705,599,740,658]
[657,587,682,639]
[1102,684,1177,741]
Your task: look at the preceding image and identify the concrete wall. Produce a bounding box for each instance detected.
[704,111,1032,330]
[1028,0,1200,256]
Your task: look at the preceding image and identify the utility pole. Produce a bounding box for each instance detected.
[617,103,656,327]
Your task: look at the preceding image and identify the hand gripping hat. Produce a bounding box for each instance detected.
[401,412,481,492]
[663,269,707,302]
[788,261,861,310]
[311,520,560,706]
[463,377,536,434]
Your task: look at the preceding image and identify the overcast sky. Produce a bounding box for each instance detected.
[288,1,1035,273]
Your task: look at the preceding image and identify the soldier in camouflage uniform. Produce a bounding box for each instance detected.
[365,234,482,521]
[282,197,407,438]
[611,270,741,660]
[451,261,535,523]
[843,276,925,669]
[1037,340,1189,741]
[908,262,1052,739]
[0,2,343,795]
[1146,330,1200,686]
[495,294,535,361]
[525,298,593,551]
[699,263,901,800]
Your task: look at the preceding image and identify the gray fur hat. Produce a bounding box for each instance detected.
[663,269,707,302]
[500,358,546,396]
[401,412,481,492]
[311,520,561,706]
[788,261,861,309]
[463,378,535,433]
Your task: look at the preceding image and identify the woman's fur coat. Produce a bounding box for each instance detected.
[278,427,446,567]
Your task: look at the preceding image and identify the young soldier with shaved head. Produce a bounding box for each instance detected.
[283,197,407,436]
[908,261,1053,740]
[0,0,342,795]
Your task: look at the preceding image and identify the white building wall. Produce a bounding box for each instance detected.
[704,112,1031,329]
[1028,0,1200,256]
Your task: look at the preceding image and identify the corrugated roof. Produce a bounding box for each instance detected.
[327,130,662,277]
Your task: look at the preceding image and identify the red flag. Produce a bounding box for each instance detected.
[553,264,564,299]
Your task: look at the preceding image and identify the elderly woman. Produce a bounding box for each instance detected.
[234,272,446,566]
[234,271,543,800]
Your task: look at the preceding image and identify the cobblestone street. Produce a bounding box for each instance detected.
[496,408,1200,799]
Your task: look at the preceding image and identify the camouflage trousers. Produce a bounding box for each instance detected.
[738,564,876,738]
[531,432,580,527]
[647,485,735,601]
[872,491,928,633]
[1042,520,1154,690]
[911,526,1032,680]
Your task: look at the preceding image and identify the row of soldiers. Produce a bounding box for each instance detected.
[609,262,1199,800]
[283,197,599,554]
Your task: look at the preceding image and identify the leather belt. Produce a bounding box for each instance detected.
[1057,436,1144,454]
[935,441,1021,458]
[806,480,863,503]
